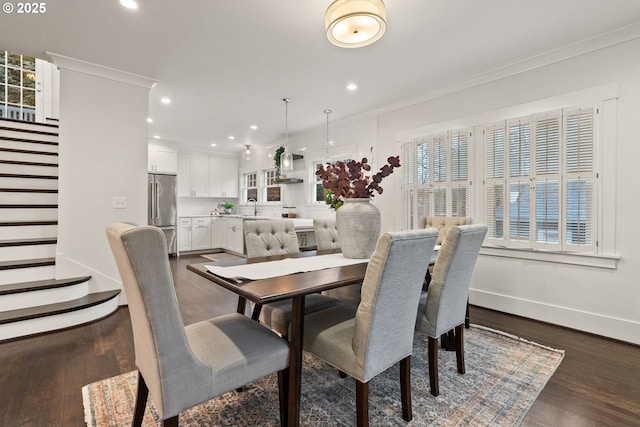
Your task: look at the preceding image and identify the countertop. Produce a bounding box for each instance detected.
[179,215,314,231]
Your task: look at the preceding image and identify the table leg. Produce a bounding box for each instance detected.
[236,296,247,315]
[287,295,305,427]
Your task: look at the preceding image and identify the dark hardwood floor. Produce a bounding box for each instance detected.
[1,253,638,426]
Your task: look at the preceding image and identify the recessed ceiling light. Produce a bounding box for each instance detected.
[120,0,138,10]
[160,97,171,104]
[146,118,153,123]
[228,135,235,140]
[250,125,258,130]
[153,135,160,139]
[347,83,358,91]
[268,153,272,158]
[329,139,336,146]
[210,143,217,147]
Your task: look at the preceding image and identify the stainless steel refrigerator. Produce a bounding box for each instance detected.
[148,173,177,255]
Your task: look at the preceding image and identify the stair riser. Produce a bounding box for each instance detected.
[0,225,58,240]
[0,265,55,285]
[0,296,118,341]
[1,192,58,204]
[0,282,88,311]
[0,139,58,153]
[0,150,58,164]
[0,244,57,262]
[0,177,58,190]
[0,121,58,136]
[0,209,57,222]
[0,164,58,176]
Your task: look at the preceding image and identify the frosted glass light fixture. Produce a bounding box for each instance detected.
[325,0,387,48]
[280,98,294,174]
[242,144,252,161]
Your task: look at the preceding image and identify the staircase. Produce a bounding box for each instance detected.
[0,118,120,341]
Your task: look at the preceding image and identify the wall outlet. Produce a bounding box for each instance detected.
[112,196,127,209]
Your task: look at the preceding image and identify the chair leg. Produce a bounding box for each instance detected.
[251,303,263,321]
[355,380,370,427]
[428,336,439,396]
[132,370,149,427]
[400,356,412,421]
[277,368,289,425]
[163,416,178,427]
[465,298,470,328]
[455,324,465,374]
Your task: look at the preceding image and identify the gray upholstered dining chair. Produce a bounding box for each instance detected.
[314,218,362,306]
[415,224,487,396]
[106,223,290,427]
[243,219,340,338]
[244,219,300,258]
[302,228,439,427]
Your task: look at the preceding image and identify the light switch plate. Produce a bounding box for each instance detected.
[112,197,127,209]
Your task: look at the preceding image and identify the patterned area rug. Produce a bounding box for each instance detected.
[82,325,563,426]
[200,252,244,262]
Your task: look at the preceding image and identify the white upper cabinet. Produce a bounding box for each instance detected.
[148,144,178,173]
[177,153,210,197]
[210,156,239,198]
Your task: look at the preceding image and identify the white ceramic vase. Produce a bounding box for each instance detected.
[336,198,381,259]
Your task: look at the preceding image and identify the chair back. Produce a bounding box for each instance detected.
[244,219,300,258]
[353,228,438,381]
[418,224,487,337]
[422,216,472,245]
[106,223,209,418]
[313,218,340,251]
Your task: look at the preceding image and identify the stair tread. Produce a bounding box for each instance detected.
[0,289,120,325]
[0,237,57,247]
[0,258,55,270]
[0,276,91,296]
[0,221,58,227]
[0,146,58,155]
[0,188,58,193]
[0,159,58,167]
[0,204,58,208]
[0,118,59,132]
[0,173,58,180]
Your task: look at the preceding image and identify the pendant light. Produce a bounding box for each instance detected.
[324,109,332,167]
[280,98,294,174]
[241,144,252,161]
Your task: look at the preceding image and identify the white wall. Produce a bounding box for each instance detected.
[51,54,155,302]
[375,38,640,344]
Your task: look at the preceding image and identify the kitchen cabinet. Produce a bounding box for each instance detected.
[148,144,178,173]
[178,153,210,197]
[191,217,211,250]
[209,156,239,198]
[178,217,192,252]
[210,216,224,248]
[223,217,244,254]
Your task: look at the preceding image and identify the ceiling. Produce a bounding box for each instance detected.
[4,0,640,155]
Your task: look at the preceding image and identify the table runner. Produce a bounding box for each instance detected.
[205,253,368,281]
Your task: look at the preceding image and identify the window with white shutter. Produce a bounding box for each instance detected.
[484,122,505,240]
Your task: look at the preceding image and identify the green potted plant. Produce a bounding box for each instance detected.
[274,145,285,183]
[222,201,234,214]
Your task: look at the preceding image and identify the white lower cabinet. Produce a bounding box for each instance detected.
[224,218,244,254]
[178,218,192,252]
[210,216,224,249]
[191,217,211,250]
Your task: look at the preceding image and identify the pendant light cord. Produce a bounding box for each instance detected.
[324,109,332,164]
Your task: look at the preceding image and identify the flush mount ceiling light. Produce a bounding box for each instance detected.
[242,144,252,161]
[325,0,387,48]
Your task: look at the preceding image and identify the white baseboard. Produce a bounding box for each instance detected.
[469,288,640,346]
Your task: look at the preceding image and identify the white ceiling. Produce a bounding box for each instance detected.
[4,0,640,155]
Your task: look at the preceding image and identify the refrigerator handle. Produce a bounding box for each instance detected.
[149,180,155,223]
[155,182,160,221]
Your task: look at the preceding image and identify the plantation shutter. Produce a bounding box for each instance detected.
[450,130,470,217]
[534,111,561,245]
[432,134,447,216]
[401,141,415,230]
[507,117,531,242]
[485,122,505,239]
[565,107,594,248]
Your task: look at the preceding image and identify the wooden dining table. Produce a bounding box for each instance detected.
[187,250,368,427]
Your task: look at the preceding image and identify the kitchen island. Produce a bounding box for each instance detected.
[178,215,316,255]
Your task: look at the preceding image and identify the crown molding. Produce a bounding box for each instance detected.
[46,52,156,89]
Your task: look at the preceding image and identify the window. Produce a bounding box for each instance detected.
[484,107,596,252]
[0,51,36,122]
[263,168,281,202]
[242,172,257,202]
[402,129,472,228]
[312,158,351,204]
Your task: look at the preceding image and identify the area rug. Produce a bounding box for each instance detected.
[82,325,563,426]
[200,252,244,262]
